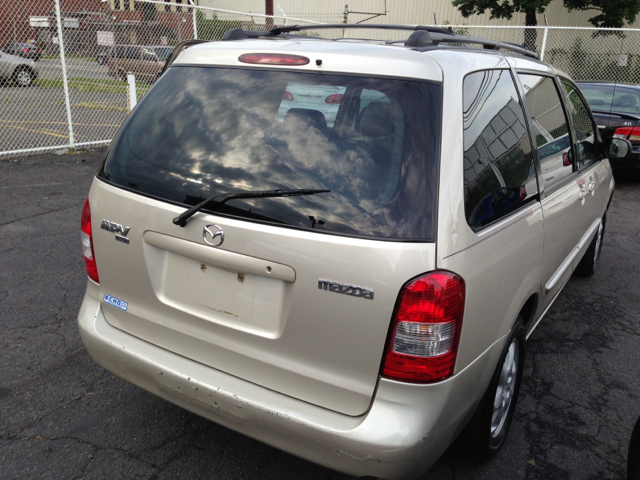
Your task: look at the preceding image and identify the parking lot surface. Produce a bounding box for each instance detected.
[1,149,639,479]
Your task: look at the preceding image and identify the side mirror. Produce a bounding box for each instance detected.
[607,138,632,160]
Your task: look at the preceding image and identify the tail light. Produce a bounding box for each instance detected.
[520,185,527,200]
[614,126,640,142]
[382,271,465,383]
[325,94,344,104]
[81,198,99,283]
[283,90,294,101]
[562,152,571,166]
[22,48,29,52]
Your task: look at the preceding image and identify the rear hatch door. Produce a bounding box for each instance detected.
[90,58,442,416]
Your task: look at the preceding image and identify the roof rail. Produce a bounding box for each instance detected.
[221,23,539,60]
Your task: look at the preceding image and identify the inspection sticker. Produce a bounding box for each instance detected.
[103,294,128,311]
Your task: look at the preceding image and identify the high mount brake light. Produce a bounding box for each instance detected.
[614,126,640,142]
[382,271,465,383]
[238,53,310,65]
[81,198,99,283]
[325,94,344,104]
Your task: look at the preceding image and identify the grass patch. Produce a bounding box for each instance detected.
[35,77,151,95]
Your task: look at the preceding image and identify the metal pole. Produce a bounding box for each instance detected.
[53,0,75,147]
[277,3,287,26]
[540,13,549,61]
[189,0,198,39]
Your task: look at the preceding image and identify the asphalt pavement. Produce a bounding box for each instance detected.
[1,149,639,479]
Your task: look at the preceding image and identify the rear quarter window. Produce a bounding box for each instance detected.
[462,70,538,231]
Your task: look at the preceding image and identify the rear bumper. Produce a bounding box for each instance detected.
[78,281,505,480]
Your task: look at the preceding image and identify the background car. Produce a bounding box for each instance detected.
[96,51,108,65]
[2,43,42,61]
[107,44,174,83]
[0,50,38,86]
[578,81,640,170]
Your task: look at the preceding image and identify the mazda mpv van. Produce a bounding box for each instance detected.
[78,24,625,480]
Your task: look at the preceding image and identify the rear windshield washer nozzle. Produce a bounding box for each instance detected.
[316,59,322,66]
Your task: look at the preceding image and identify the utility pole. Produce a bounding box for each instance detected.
[266,0,273,31]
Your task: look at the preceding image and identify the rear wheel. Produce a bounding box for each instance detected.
[575,212,606,277]
[457,317,526,462]
[13,68,34,87]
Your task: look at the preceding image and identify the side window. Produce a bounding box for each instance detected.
[518,74,573,189]
[463,70,537,231]
[126,47,140,60]
[562,80,599,169]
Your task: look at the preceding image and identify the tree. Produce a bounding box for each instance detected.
[452,0,640,51]
[564,0,640,28]
[452,0,552,51]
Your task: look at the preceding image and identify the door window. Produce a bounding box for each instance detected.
[462,70,537,231]
[518,74,574,189]
[562,80,600,169]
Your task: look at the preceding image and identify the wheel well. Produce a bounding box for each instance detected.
[519,294,538,332]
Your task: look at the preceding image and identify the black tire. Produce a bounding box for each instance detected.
[457,317,526,462]
[575,212,606,277]
[13,67,34,87]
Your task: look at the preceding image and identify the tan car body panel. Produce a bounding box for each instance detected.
[90,179,437,416]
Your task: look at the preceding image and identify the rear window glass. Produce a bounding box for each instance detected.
[100,66,442,240]
[611,87,640,115]
[579,84,614,112]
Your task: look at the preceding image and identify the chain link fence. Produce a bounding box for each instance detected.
[2,0,640,157]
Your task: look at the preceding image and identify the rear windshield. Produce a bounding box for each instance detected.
[99,66,442,240]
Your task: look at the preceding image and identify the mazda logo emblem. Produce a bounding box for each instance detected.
[203,224,224,247]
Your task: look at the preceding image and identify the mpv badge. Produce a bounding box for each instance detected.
[203,224,224,247]
[101,219,130,244]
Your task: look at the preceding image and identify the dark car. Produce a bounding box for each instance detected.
[578,82,640,170]
[2,43,42,61]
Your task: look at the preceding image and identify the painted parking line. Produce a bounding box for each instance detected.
[0,120,121,127]
[2,124,68,138]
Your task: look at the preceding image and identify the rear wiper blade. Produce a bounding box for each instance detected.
[173,188,330,227]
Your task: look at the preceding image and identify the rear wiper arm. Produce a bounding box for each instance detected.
[173,188,330,227]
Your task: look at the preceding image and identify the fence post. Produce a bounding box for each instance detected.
[53,0,75,148]
[540,14,549,61]
[189,0,198,39]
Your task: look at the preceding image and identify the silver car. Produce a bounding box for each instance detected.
[0,50,38,86]
[77,25,625,479]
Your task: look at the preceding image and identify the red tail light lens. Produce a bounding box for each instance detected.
[520,185,527,200]
[283,90,294,101]
[614,126,640,142]
[325,94,344,104]
[81,198,99,283]
[562,152,571,166]
[238,53,310,65]
[22,48,29,52]
[382,271,465,383]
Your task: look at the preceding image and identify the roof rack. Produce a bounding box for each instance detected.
[221,23,540,60]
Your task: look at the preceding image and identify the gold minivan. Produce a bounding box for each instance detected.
[79,25,630,480]
[107,44,173,83]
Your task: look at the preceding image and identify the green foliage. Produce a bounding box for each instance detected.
[451,0,552,23]
[452,0,640,28]
[564,0,640,28]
